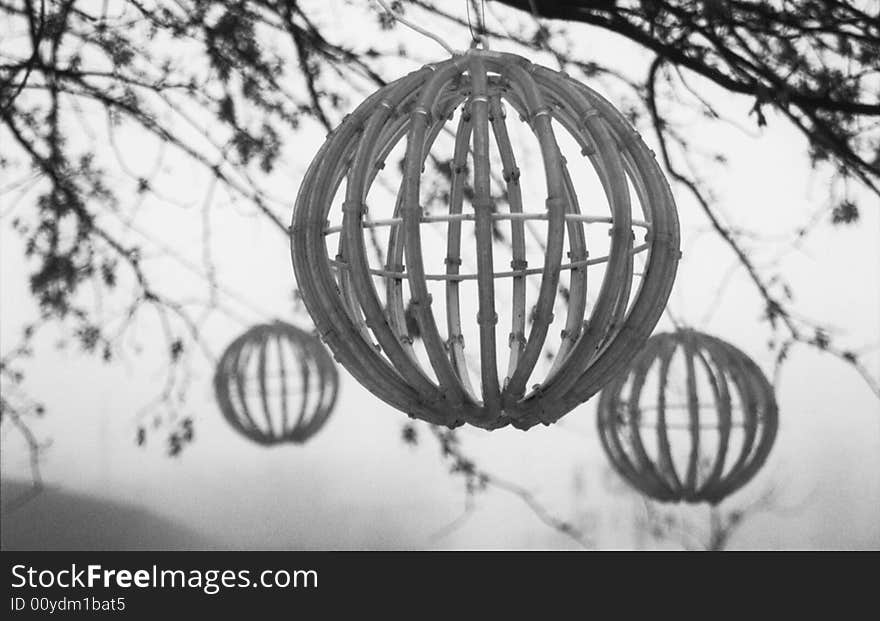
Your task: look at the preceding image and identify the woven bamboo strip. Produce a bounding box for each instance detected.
[542,94,637,368]
[693,342,732,499]
[488,94,527,383]
[710,339,759,490]
[292,68,438,419]
[595,370,646,496]
[719,343,778,501]
[296,65,443,421]
[277,331,290,433]
[654,336,684,493]
[468,54,502,415]
[381,177,414,356]
[628,336,678,500]
[336,83,432,351]
[682,332,701,500]
[549,78,680,422]
[705,335,777,503]
[339,106,412,352]
[342,79,443,403]
[498,60,567,405]
[382,95,465,366]
[522,70,633,411]
[548,157,588,376]
[401,60,477,415]
[292,336,312,436]
[234,337,256,437]
[445,109,478,399]
[257,331,276,436]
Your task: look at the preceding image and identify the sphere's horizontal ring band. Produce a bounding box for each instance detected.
[622,402,754,413]
[223,386,314,396]
[603,421,757,430]
[329,243,649,281]
[324,212,652,235]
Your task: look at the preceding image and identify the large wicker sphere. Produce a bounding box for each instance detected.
[291,49,679,430]
[214,322,339,446]
[597,330,778,504]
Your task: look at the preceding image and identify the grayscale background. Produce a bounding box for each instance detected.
[2,0,878,550]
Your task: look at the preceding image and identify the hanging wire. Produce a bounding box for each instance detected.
[664,305,684,330]
[465,0,490,49]
[465,0,476,42]
[372,0,458,56]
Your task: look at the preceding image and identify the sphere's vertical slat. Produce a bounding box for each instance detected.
[335,205,375,347]
[654,337,683,492]
[328,126,385,358]
[224,335,251,441]
[342,90,446,406]
[695,342,732,499]
[293,330,312,438]
[548,79,679,420]
[526,71,633,407]
[499,61,567,405]
[682,332,702,499]
[548,156,588,376]
[300,335,325,440]
[337,109,429,350]
[234,337,257,438]
[597,371,646,493]
[402,61,475,420]
[237,339,262,439]
[498,89,621,389]
[385,180,419,359]
[276,329,291,437]
[216,333,259,442]
[714,345,777,502]
[488,94,528,386]
[714,340,759,494]
[214,346,232,428]
[445,109,478,400]
[486,84,550,258]
[626,337,676,500]
[706,337,775,502]
[257,330,276,438]
[384,99,463,362]
[293,69,440,422]
[354,101,418,353]
[469,54,502,414]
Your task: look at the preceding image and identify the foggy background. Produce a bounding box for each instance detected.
[2,0,879,550]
